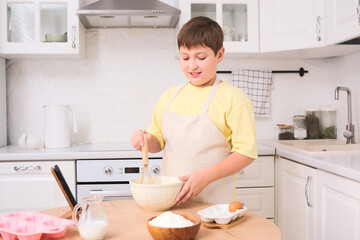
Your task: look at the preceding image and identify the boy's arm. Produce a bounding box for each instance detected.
[175,151,254,205]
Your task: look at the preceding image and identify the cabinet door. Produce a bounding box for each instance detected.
[236,187,274,218]
[178,0,259,53]
[0,57,5,147]
[0,161,75,215]
[236,156,274,187]
[316,170,360,240]
[276,157,316,240]
[325,0,360,44]
[0,0,84,58]
[260,0,325,52]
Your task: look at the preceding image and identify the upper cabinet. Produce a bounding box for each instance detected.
[178,0,259,53]
[0,0,85,58]
[325,0,360,45]
[259,0,360,57]
[260,0,325,52]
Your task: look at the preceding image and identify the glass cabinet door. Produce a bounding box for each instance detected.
[191,4,216,21]
[222,4,248,42]
[40,3,67,43]
[7,3,35,43]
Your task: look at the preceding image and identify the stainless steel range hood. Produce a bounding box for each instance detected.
[77,0,181,28]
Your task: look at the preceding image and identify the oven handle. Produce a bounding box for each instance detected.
[90,190,132,197]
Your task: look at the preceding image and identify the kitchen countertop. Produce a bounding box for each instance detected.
[0,143,275,161]
[39,200,281,240]
[262,140,360,183]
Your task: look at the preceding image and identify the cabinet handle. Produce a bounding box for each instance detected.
[14,165,41,172]
[357,1,360,26]
[305,176,313,207]
[238,170,245,175]
[71,25,76,49]
[315,16,321,41]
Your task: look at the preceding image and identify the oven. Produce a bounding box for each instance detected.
[76,158,162,201]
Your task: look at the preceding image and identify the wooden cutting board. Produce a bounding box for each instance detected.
[201,215,247,229]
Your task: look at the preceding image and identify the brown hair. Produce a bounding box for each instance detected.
[177,16,224,56]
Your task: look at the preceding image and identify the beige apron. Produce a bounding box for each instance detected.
[162,78,233,204]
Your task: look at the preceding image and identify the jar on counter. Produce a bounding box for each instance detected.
[305,107,320,139]
[320,106,337,139]
[293,115,307,139]
[277,124,294,140]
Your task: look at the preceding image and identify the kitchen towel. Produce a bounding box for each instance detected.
[232,69,272,118]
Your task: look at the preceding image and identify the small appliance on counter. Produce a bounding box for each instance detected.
[44,105,77,148]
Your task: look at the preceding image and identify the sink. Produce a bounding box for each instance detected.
[273,139,360,156]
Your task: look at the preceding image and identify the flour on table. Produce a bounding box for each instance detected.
[148,211,194,228]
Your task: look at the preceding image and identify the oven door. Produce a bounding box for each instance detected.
[77,183,132,201]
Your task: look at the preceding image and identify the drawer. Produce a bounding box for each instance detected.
[236,187,274,218]
[236,156,274,187]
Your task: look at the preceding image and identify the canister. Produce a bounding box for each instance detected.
[320,106,337,139]
[305,107,320,139]
[277,124,293,140]
[293,115,307,139]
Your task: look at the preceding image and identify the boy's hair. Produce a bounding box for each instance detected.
[177,16,224,56]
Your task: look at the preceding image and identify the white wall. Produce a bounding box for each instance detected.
[5,28,360,145]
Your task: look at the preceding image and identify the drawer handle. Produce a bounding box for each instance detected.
[305,176,313,207]
[14,165,41,172]
[315,16,321,41]
[238,170,245,175]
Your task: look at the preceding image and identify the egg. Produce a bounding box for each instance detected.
[228,201,243,212]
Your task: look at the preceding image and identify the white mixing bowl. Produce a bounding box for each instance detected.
[130,176,184,211]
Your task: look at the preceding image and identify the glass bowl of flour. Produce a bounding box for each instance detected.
[146,211,201,240]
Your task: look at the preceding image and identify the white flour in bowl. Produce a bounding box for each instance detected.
[148,211,194,228]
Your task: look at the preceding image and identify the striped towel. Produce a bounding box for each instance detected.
[232,69,272,118]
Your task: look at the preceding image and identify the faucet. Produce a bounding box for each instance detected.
[334,86,355,144]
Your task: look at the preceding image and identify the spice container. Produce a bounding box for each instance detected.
[277,124,293,140]
[320,106,337,139]
[293,115,307,139]
[305,107,320,139]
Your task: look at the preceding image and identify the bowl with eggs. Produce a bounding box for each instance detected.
[130,176,184,211]
[197,201,246,225]
[146,212,201,240]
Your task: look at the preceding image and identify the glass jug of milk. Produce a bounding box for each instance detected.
[72,195,108,240]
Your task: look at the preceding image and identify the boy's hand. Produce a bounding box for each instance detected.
[130,129,151,151]
[175,169,211,206]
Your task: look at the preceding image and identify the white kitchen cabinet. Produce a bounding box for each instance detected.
[0,0,85,58]
[260,0,325,52]
[236,156,275,220]
[177,0,259,53]
[276,156,316,240]
[325,0,360,45]
[0,57,5,147]
[316,169,360,240]
[0,160,75,215]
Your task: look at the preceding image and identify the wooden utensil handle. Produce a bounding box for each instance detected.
[142,131,149,166]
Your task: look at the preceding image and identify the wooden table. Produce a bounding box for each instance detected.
[39,200,281,240]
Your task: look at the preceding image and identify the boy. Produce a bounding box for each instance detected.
[131,16,257,205]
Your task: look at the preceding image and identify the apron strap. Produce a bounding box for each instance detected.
[202,77,221,114]
[164,82,189,112]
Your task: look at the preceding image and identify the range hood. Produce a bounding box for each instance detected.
[77,0,181,28]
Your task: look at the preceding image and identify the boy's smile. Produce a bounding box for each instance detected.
[179,45,224,87]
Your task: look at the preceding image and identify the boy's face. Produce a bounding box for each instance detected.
[179,45,224,87]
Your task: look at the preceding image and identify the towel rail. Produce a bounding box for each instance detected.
[217,67,308,77]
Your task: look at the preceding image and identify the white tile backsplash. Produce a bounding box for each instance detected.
[5,28,360,145]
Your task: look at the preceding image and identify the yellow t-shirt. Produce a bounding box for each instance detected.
[148,80,258,159]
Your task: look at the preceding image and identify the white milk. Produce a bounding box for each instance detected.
[78,220,108,240]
